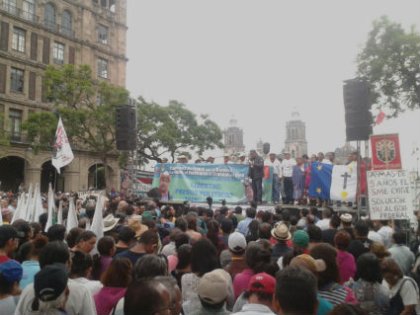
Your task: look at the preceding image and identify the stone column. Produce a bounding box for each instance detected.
[25,167,41,188]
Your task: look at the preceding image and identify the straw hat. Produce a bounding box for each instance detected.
[271,223,291,241]
[103,214,119,232]
[127,215,148,238]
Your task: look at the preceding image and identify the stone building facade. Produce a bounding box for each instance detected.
[284,111,308,159]
[0,0,127,192]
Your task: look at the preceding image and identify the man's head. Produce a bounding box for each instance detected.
[317,152,324,161]
[284,153,291,160]
[246,207,257,219]
[249,150,257,159]
[124,279,171,315]
[296,157,303,166]
[354,220,369,238]
[47,224,66,242]
[159,172,171,195]
[223,155,230,164]
[269,153,276,162]
[392,231,407,245]
[274,266,318,315]
[139,230,159,254]
[0,225,19,255]
[326,152,335,162]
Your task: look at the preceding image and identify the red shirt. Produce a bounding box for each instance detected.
[0,255,10,263]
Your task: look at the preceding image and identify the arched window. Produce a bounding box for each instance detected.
[44,3,56,31]
[61,10,73,36]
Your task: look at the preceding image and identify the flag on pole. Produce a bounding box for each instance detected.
[90,195,104,254]
[52,117,74,174]
[45,184,55,232]
[375,110,386,125]
[57,200,63,225]
[24,184,34,222]
[330,164,358,202]
[33,183,44,223]
[66,198,78,231]
[308,162,333,200]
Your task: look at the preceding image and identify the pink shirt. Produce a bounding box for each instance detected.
[233,268,254,299]
[337,250,356,284]
[94,287,126,315]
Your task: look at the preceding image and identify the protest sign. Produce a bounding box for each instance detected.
[370,134,402,170]
[368,169,413,220]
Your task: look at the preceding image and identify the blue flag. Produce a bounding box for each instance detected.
[308,162,333,200]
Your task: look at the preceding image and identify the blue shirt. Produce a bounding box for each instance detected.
[20,260,40,290]
[237,217,253,236]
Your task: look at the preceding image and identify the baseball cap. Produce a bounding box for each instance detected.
[292,230,309,248]
[34,264,68,302]
[0,260,23,283]
[198,269,230,305]
[248,272,276,295]
[228,232,247,253]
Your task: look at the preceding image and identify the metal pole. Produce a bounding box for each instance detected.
[357,141,362,219]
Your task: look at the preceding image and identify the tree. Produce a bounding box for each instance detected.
[136,98,223,163]
[357,16,420,117]
[23,64,129,187]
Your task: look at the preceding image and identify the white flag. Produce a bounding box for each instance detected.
[45,184,55,232]
[24,184,34,222]
[52,117,74,174]
[33,183,44,223]
[90,195,105,254]
[66,198,78,231]
[57,200,63,225]
[330,164,358,202]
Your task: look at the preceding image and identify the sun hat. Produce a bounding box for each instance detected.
[340,213,353,223]
[271,223,291,241]
[103,214,119,232]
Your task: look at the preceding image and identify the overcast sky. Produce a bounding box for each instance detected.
[126,0,420,171]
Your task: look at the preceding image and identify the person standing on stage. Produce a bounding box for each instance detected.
[265,153,282,204]
[248,150,264,204]
[281,152,296,204]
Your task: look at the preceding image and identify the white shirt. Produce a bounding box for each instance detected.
[265,159,282,177]
[316,218,331,231]
[15,279,97,315]
[281,159,296,177]
[378,226,394,248]
[234,303,276,315]
[385,276,420,314]
[71,277,103,296]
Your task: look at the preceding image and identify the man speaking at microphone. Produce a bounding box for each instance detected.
[248,150,264,204]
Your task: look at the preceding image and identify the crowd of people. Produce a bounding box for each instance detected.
[0,189,420,315]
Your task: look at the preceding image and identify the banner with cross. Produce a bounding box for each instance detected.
[330,164,358,202]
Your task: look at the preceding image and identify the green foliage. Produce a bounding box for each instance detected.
[24,65,129,157]
[22,112,57,153]
[0,112,9,146]
[358,16,420,117]
[137,98,223,163]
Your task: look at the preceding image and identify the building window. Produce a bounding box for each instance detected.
[9,109,22,141]
[98,25,108,44]
[3,0,17,15]
[61,10,73,36]
[97,58,108,79]
[53,42,64,64]
[44,3,56,31]
[10,68,24,93]
[22,0,35,21]
[12,27,26,52]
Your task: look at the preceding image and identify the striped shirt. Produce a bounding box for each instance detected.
[319,283,351,306]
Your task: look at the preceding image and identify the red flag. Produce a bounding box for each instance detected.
[375,111,386,125]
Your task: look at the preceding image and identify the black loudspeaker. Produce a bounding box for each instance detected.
[343,79,373,141]
[116,105,136,150]
[263,142,270,155]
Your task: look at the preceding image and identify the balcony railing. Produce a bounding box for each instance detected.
[1,1,38,23]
